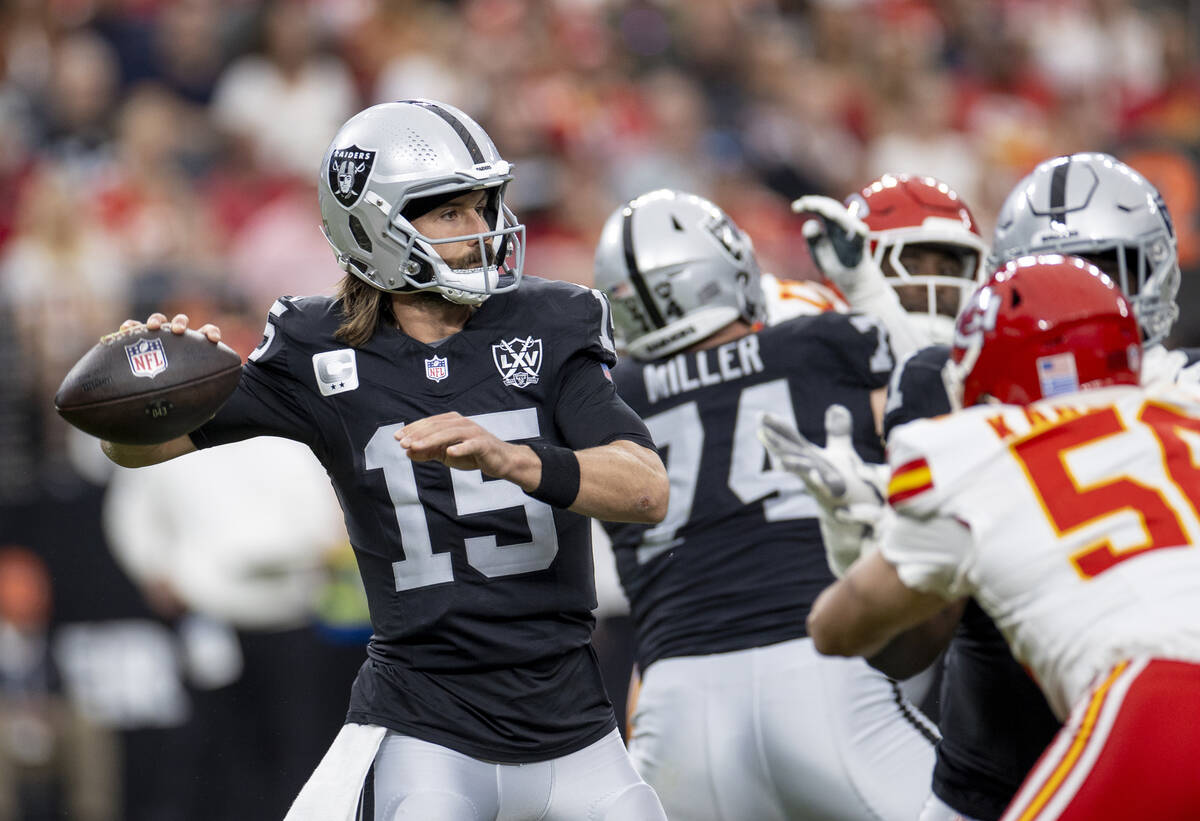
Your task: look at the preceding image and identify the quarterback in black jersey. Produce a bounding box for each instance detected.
[593,189,938,820]
[102,100,670,821]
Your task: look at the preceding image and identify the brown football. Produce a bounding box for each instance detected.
[54,325,242,445]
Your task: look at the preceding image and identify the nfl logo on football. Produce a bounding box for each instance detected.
[425,356,449,382]
[125,337,168,379]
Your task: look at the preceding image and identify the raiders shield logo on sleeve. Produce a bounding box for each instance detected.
[327,145,376,207]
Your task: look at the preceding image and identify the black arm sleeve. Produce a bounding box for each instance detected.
[553,354,655,451]
[189,354,319,452]
[882,345,953,440]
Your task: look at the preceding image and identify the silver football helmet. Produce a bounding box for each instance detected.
[594,190,767,361]
[989,152,1179,345]
[318,99,525,306]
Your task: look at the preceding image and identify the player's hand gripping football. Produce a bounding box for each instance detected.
[122,312,224,343]
[758,405,889,577]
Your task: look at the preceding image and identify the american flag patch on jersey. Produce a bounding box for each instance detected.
[1037,352,1079,398]
[888,457,933,504]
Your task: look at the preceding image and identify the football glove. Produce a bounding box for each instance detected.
[759,404,889,577]
[791,195,927,357]
[792,195,877,297]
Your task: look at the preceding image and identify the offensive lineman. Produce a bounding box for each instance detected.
[102,100,671,821]
[594,188,938,820]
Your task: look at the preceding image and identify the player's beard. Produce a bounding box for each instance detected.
[441,242,496,272]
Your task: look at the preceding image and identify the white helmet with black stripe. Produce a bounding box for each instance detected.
[989,152,1179,345]
[593,189,767,361]
[318,99,525,306]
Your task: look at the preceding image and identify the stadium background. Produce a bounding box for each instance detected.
[1,0,1199,818]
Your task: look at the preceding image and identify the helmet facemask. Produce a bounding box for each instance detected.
[324,178,525,307]
[875,233,986,345]
[988,153,1180,347]
[848,176,989,346]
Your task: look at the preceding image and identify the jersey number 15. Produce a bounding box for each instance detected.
[366,408,559,591]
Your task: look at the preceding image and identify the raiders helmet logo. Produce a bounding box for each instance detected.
[327,145,376,207]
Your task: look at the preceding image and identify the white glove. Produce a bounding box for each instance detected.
[759,404,889,577]
[791,195,927,357]
[1140,344,1190,387]
[791,195,878,297]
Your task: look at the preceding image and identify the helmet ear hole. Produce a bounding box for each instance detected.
[348,215,373,252]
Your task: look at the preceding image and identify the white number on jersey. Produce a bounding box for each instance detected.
[365,408,559,591]
[637,378,818,563]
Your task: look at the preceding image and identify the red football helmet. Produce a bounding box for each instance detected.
[945,255,1142,408]
[846,174,988,343]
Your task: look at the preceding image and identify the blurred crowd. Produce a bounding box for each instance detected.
[2,0,1200,818]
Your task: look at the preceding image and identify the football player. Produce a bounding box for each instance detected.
[788,153,1190,821]
[793,172,989,347]
[795,255,1200,819]
[101,99,672,821]
[594,188,938,820]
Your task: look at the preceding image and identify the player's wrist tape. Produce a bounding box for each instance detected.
[528,442,580,509]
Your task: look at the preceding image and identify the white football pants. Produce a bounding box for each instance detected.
[628,637,939,820]
[370,727,666,820]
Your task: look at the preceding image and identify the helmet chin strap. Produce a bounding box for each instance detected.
[942,335,982,412]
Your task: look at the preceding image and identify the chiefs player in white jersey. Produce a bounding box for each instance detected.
[769,255,1200,819]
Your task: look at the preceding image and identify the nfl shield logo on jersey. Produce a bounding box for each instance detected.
[125,337,167,379]
[425,355,449,382]
[492,337,542,388]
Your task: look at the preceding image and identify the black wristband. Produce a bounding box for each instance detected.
[527,442,581,509]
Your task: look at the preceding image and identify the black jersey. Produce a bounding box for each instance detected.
[190,277,655,763]
[605,311,893,671]
[885,344,1060,821]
